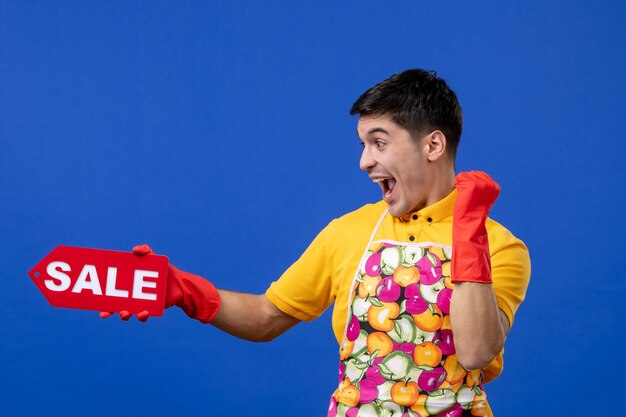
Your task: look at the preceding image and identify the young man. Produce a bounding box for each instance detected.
[106,69,531,417]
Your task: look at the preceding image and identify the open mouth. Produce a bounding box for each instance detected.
[373,177,397,200]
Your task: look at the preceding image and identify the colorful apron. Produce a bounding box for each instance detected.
[328,209,487,417]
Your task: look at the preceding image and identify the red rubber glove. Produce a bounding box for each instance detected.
[451,171,501,284]
[100,244,221,323]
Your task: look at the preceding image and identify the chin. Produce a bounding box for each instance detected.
[387,204,408,218]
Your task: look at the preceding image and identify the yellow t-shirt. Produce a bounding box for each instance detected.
[266,189,530,383]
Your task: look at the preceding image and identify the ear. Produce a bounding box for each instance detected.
[425,130,447,162]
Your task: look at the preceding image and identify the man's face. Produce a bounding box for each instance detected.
[358,114,432,217]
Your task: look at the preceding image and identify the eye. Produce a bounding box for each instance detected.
[375,140,385,148]
[358,140,365,148]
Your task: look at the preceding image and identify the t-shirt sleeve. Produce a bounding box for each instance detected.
[265,221,338,322]
[489,227,531,329]
[483,225,531,382]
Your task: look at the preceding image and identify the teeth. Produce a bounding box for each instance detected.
[371,177,396,199]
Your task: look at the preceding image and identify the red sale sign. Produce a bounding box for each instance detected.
[28,246,169,316]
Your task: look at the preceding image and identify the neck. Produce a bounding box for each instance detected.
[417,165,456,212]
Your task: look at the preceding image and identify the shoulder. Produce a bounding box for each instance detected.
[486,218,528,253]
[311,201,387,259]
[485,217,531,281]
[325,200,388,235]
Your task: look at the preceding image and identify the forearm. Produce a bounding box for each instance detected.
[449,282,508,370]
[210,290,300,342]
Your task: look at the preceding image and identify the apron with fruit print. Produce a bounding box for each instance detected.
[328,208,487,417]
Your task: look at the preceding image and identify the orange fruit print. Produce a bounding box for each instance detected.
[413,341,443,367]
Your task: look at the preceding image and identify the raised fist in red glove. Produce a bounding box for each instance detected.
[100,244,221,322]
[451,171,501,284]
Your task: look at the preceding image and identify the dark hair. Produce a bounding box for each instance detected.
[350,69,463,159]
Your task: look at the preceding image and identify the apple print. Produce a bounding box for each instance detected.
[424,389,456,415]
[436,287,452,315]
[358,379,379,404]
[327,397,338,417]
[352,330,369,358]
[402,246,424,266]
[417,366,447,392]
[347,315,361,341]
[416,253,442,285]
[352,296,373,321]
[419,280,446,304]
[434,329,455,355]
[405,363,423,384]
[378,351,413,381]
[345,357,369,383]
[375,381,396,402]
[455,386,475,410]
[335,403,350,417]
[368,301,400,332]
[346,407,359,417]
[365,252,382,277]
[381,246,403,275]
[356,403,384,417]
[405,283,429,314]
[365,357,386,385]
[377,276,401,303]
[392,341,416,356]
[435,403,462,417]
[380,399,404,416]
[388,314,417,344]
[334,244,472,416]
[391,380,420,406]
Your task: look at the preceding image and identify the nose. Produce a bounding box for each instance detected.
[359,145,376,171]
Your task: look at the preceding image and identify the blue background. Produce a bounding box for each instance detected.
[2,1,625,415]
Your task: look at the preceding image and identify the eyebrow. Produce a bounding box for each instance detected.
[356,127,391,138]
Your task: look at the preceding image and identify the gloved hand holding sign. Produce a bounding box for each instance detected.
[100,244,222,323]
[29,244,221,323]
[28,246,169,317]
